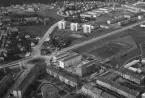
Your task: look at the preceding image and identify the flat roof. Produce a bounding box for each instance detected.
[59,53,80,62]
[119,68,145,80]
[97,78,139,97]
[18,66,38,90]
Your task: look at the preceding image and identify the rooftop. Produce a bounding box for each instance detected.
[119,68,145,80]
[18,66,39,90]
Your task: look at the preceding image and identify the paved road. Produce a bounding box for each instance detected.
[32,22,58,56]
[56,19,145,55]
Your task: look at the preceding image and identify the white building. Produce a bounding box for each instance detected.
[82,24,92,33]
[70,23,78,31]
[58,20,66,29]
[142,93,145,98]
[58,52,82,68]
[140,23,145,27]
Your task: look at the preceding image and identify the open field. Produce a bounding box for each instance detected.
[18,25,51,37]
[37,9,63,21]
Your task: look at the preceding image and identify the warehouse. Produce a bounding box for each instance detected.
[52,51,71,62]
[58,53,82,68]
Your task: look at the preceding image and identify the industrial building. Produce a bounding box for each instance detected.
[13,66,39,98]
[58,20,66,29]
[46,65,80,87]
[70,23,78,31]
[53,51,82,68]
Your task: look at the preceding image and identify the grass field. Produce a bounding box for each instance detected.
[18,25,51,37]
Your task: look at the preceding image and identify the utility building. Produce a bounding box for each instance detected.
[70,23,78,31]
[82,24,92,33]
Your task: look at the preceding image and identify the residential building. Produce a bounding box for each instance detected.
[96,78,140,98]
[46,65,80,87]
[13,66,39,98]
[82,24,92,33]
[0,74,14,97]
[70,23,78,31]
[58,20,66,29]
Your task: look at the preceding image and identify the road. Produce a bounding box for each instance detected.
[32,22,59,56]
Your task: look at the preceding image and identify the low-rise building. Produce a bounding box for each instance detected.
[74,60,102,77]
[107,17,127,24]
[119,68,145,85]
[46,66,80,87]
[57,52,82,68]
[0,73,14,97]
[96,78,140,98]
[13,66,39,98]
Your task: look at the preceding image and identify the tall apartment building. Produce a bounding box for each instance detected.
[58,20,66,29]
[70,23,78,31]
[82,24,92,33]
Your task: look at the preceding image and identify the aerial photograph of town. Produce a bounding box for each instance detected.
[2,0,145,98]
